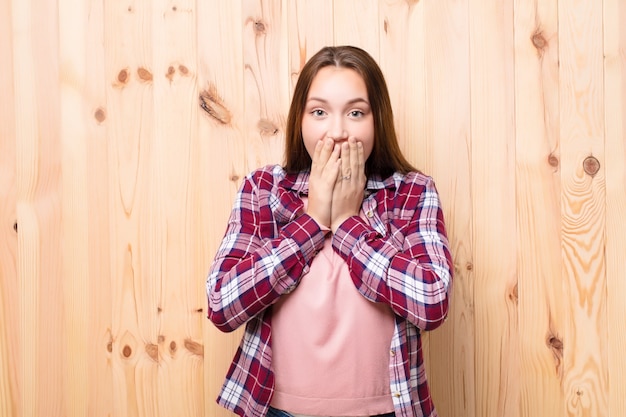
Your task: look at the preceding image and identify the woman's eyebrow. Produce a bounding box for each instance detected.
[306,97,370,105]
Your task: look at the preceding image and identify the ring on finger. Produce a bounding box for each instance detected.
[342,175,351,181]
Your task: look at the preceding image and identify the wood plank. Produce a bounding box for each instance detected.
[603,1,626,416]
[0,0,20,415]
[513,2,565,417]
[419,1,474,417]
[378,0,425,169]
[558,0,608,415]
[81,0,114,415]
[242,0,289,167]
[197,1,246,416]
[468,1,519,416]
[333,0,380,59]
[3,2,626,417]
[287,0,333,93]
[150,0,204,415]
[58,0,91,415]
[13,0,65,415]
[11,4,40,415]
[103,1,160,415]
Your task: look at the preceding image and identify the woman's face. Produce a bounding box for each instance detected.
[301,66,375,162]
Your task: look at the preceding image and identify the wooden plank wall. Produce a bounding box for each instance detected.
[0,1,624,416]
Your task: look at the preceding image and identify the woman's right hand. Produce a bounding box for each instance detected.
[306,138,340,229]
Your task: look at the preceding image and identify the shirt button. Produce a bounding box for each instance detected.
[390,349,396,357]
[366,209,374,218]
[394,392,401,398]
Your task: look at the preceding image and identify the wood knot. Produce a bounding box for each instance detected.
[122,345,132,358]
[13,221,18,233]
[169,341,177,353]
[137,67,153,82]
[184,339,204,357]
[157,335,165,343]
[117,68,130,84]
[199,84,232,125]
[465,262,473,271]
[254,20,266,35]
[384,19,389,34]
[583,156,600,177]
[258,118,279,136]
[508,283,518,303]
[548,335,563,351]
[548,153,559,168]
[230,174,240,182]
[166,66,176,81]
[165,65,188,81]
[106,340,113,353]
[547,332,563,376]
[145,343,159,362]
[531,30,547,56]
[94,107,106,123]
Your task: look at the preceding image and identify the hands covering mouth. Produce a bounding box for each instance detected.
[306,136,366,233]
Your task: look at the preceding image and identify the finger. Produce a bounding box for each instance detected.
[330,144,342,182]
[348,137,360,179]
[317,138,335,167]
[340,141,352,181]
[357,140,365,181]
[311,140,324,170]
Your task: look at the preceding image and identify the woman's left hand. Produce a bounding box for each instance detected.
[330,136,366,233]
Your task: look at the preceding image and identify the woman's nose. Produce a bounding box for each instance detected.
[327,117,348,141]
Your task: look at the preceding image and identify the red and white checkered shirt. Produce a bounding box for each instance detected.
[207,164,453,417]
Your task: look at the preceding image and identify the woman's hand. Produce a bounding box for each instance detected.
[306,138,340,229]
[330,136,366,233]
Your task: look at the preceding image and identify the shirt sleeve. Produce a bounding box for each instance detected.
[331,175,453,331]
[206,171,327,332]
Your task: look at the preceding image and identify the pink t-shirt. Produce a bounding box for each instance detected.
[270,224,396,416]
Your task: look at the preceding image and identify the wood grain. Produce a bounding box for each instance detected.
[333,0,380,57]
[558,0,609,415]
[419,2,474,417]
[13,0,65,416]
[514,1,566,416]
[59,0,90,415]
[104,1,161,415]
[603,1,626,415]
[287,0,333,92]
[151,0,204,416]
[379,0,425,165]
[11,5,40,415]
[242,0,289,167]
[1,2,626,417]
[469,1,520,416]
[81,0,114,415]
[197,1,246,416]
[0,0,19,415]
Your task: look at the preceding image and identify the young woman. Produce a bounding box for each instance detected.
[207,45,453,417]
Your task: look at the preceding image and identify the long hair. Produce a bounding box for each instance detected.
[284,45,416,178]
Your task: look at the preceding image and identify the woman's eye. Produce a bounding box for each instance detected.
[311,109,326,117]
[349,110,364,117]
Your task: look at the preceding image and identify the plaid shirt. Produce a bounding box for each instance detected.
[207,164,453,417]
